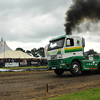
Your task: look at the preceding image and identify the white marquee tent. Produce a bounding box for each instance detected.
[0,50,35,59]
[0,38,12,54]
[0,38,35,59]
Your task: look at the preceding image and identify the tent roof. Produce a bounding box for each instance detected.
[0,50,36,59]
[0,41,12,54]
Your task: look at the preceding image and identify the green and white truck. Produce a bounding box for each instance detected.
[47,35,100,75]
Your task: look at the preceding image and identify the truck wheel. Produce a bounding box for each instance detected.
[97,63,100,73]
[70,61,80,75]
[54,69,64,75]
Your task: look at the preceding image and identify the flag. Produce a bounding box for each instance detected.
[44,44,48,58]
[0,42,4,49]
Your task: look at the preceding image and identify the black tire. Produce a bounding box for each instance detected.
[70,61,81,75]
[97,63,100,74]
[54,69,64,75]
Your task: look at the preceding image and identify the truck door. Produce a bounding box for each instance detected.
[62,37,83,59]
[62,38,74,59]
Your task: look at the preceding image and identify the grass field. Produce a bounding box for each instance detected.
[0,66,47,69]
[42,87,100,100]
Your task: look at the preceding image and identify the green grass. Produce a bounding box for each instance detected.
[0,66,47,69]
[43,88,100,100]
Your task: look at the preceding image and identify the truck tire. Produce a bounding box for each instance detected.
[70,61,81,75]
[97,63,100,73]
[54,69,64,75]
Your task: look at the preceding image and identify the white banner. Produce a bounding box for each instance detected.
[20,62,27,66]
[5,62,19,67]
[31,61,37,64]
[31,62,37,64]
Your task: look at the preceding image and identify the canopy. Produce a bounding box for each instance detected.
[0,50,35,59]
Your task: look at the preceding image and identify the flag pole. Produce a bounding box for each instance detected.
[4,41,5,59]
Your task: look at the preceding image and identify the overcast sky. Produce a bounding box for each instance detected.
[1,0,100,52]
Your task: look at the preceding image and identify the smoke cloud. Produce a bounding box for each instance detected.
[64,0,100,35]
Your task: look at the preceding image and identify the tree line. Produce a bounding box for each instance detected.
[15,47,45,57]
[15,47,99,58]
[84,49,99,56]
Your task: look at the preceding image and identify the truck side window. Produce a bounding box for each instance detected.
[66,38,74,47]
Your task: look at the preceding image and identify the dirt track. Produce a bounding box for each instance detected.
[0,70,100,100]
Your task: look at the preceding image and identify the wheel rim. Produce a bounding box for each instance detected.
[73,64,79,72]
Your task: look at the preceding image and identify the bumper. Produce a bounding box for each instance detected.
[47,64,70,70]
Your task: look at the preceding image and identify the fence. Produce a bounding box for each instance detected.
[0,58,48,67]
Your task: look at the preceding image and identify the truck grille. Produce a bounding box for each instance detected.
[51,61,57,65]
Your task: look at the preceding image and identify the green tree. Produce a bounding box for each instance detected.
[15,47,45,57]
[37,47,44,57]
[31,48,38,57]
[15,47,25,52]
[87,49,97,55]
[26,50,31,55]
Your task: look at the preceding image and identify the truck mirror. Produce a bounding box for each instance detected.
[82,38,85,47]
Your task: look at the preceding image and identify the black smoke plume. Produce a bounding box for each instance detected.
[65,0,100,35]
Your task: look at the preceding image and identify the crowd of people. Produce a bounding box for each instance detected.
[0,58,48,67]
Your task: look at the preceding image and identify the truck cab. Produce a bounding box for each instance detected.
[47,35,85,75]
[47,35,100,75]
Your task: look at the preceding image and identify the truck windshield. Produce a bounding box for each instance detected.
[48,38,65,50]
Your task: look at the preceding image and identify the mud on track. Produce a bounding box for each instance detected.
[0,71,100,100]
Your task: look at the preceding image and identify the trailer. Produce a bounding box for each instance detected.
[47,35,100,75]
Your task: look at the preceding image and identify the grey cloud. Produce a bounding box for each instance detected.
[0,0,72,43]
[0,0,71,12]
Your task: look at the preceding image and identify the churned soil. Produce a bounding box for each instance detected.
[0,70,100,100]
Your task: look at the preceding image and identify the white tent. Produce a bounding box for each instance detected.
[0,38,36,59]
[0,50,35,59]
[0,38,12,54]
